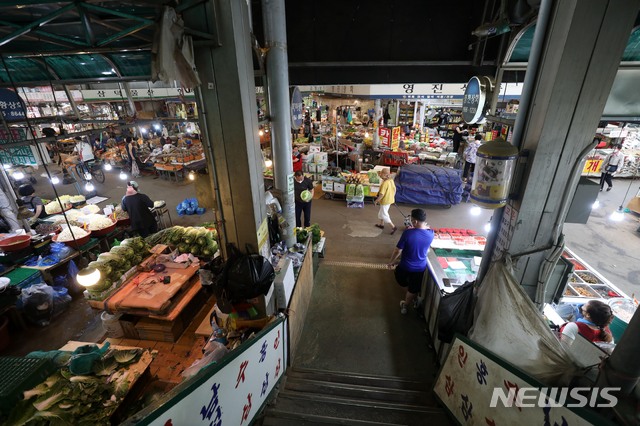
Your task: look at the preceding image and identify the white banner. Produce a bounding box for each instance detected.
[81,88,196,101]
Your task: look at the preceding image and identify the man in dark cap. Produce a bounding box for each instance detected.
[121,181,157,237]
[388,208,435,315]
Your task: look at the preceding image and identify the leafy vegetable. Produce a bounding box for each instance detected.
[113,349,141,364]
[92,357,117,376]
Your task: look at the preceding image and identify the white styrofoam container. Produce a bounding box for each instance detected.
[316,162,328,174]
[303,152,314,162]
[308,144,322,153]
[333,183,345,193]
[314,152,328,163]
[274,258,295,310]
[322,181,334,192]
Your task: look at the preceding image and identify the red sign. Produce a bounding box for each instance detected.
[379,127,391,148]
[391,127,401,151]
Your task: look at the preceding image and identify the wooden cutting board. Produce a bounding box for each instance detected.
[107,261,200,312]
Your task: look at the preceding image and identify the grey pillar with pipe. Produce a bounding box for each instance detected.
[373,99,381,149]
[262,0,296,247]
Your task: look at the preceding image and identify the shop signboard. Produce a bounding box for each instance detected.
[492,202,518,261]
[0,127,42,165]
[391,127,401,151]
[0,88,27,122]
[81,88,196,101]
[462,76,490,124]
[434,336,610,426]
[379,127,391,148]
[290,86,303,130]
[143,320,287,426]
[582,158,603,175]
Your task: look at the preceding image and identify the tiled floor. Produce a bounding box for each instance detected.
[105,297,213,387]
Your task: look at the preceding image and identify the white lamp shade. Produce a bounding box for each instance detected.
[76,268,101,287]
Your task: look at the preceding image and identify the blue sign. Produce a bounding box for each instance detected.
[0,89,27,122]
[462,77,488,124]
[290,86,303,130]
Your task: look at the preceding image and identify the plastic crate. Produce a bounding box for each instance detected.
[0,357,55,415]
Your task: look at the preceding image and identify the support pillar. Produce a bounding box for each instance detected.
[373,99,381,149]
[481,0,640,302]
[262,0,296,247]
[184,0,267,254]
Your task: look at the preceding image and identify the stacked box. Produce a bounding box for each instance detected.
[314,152,328,163]
[322,181,334,192]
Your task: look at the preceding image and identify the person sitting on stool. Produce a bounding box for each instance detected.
[121,181,157,237]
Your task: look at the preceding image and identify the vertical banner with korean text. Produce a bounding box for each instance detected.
[391,127,401,151]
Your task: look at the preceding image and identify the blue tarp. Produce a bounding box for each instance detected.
[394,164,463,206]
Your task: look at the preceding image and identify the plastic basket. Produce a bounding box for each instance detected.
[0,357,55,415]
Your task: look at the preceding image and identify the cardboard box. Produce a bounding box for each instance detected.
[307,163,317,173]
[316,162,328,174]
[273,258,295,310]
[308,144,322,153]
[322,181,334,192]
[303,152,314,162]
[333,183,345,193]
[314,152,328,163]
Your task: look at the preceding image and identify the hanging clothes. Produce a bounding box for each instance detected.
[347,109,353,124]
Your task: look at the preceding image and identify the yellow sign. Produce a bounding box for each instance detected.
[583,159,603,175]
[391,126,401,151]
[257,218,269,254]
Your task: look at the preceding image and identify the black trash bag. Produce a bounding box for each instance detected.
[225,254,275,301]
[437,281,475,343]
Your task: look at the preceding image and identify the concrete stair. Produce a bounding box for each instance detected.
[257,367,452,425]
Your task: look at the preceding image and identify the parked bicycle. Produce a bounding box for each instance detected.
[74,159,105,184]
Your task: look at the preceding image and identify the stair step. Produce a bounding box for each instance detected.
[272,391,451,424]
[288,367,432,392]
[284,377,435,406]
[261,410,399,426]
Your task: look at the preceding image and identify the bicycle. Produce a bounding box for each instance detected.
[74,159,105,184]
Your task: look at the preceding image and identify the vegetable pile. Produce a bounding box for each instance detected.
[56,226,89,242]
[35,223,61,235]
[85,237,150,296]
[114,205,129,220]
[6,348,145,425]
[146,226,219,257]
[69,195,86,204]
[44,200,65,215]
[86,215,115,231]
[296,223,322,244]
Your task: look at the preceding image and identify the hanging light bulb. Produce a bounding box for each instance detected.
[592,200,600,209]
[119,171,127,180]
[364,132,369,138]
[3,164,11,170]
[12,171,24,180]
[140,127,147,134]
[85,182,95,192]
[259,129,264,136]
[470,206,482,216]
[610,207,625,221]
[84,172,92,180]
[337,131,342,137]
[50,176,60,185]
[154,124,161,130]
[104,163,112,171]
[265,159,273,168]
[188,171,196,181]
[484,222,492,233]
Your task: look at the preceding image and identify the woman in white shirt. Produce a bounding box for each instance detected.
[600,145,623,191]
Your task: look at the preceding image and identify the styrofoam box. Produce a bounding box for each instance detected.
[322,181,334,192]
[307,163,317,173]
[372,165,391,175]
[308,144,322,153]
[303,152,314,162]
[314,152,328,163]
[333,183,345,193]
[274,258,295,310]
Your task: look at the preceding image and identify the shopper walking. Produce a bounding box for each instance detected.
[452,123,468,156]
[293,170,314,228]
[374,169,397,234]
[462,134,482,181]
[125,136,141,177]
[599,145,623,191]
[388,209,435,315]
[121,181,157,237]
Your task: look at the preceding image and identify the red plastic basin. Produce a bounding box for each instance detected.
[0,235,31,252]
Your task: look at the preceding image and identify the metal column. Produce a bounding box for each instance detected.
[262,0,296,247]
[373,99,381,149]
[184,0,267,254]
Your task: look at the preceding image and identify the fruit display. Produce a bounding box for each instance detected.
[345,173,364,185]
[145,226,219,257]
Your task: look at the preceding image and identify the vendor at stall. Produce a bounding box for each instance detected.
[72,136,95,164]
[121,181,157,237]
[560,300,614,344]
[18,183,46,220]
[0,189,22,231]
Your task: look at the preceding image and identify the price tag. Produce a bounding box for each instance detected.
[103,206,113,216]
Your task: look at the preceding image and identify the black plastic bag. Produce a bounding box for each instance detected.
[225,254,275,301]
[437,281,475,343]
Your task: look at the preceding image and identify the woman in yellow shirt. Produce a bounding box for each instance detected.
[374,169,397,234]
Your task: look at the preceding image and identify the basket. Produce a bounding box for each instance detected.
[0,235,31,252]
[90,219,117,237]
[0,357,55,416]
[52,232,91,247]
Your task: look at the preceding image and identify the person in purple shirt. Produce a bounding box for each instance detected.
[388,208,434,315]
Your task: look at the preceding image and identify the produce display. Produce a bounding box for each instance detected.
[44,200,66,215]
[83,204,101,215]
[6,347,146,425]
[114,205,129,220]
[56,226,89,242]
[69,195,86,204]
[575,271,600,285]
[296,223,322,244]
[34,223,61,235]
[85,237,150,297]
[145,226,219,257]
[87,216,115,231]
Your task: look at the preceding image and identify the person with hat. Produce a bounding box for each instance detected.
[121,181,157,237]
[388,209,435,315]
[18,184,45,220]
[373,169,397,234]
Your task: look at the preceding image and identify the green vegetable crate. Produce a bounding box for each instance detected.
[0,357,55,416]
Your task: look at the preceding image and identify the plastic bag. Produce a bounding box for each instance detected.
[437,281,475,343]
[51,286,71,318]
[50,242,74,259]
[67,259,83,292]
[224,254,275,301]
[181,341,228,379]
[19,284,55,326]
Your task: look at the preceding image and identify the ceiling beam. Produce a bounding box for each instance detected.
[97,22,152,47]
[76,2,96,46]
[91,19,152,43]
[0,27,77,49]
[80,3,153,25]
[0,18,87,47]
[1,45,151,57]
[0,3,77,47]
